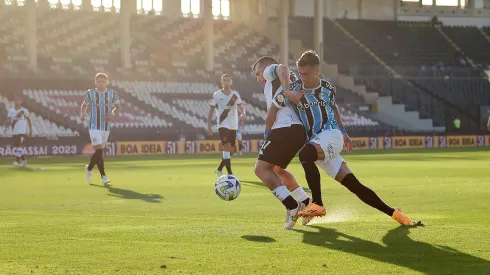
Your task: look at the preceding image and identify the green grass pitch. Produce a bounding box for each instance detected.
[1,148,490,274]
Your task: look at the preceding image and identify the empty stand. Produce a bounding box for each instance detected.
[22,89,172,131]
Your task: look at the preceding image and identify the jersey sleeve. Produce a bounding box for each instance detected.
[112,91,120,104]
[235,92,243,105]
[7,109,14,118]
[263,64,278,81]
[209,93,218,107]
[84,91,91,104]
[23,108,30,118]
[272,92,288,109]
[326,88,336,107]
[322,81,337,107]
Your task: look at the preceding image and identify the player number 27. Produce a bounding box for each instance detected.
[259,140,271,155]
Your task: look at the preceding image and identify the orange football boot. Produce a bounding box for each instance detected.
[392,208,411,225]
[298,203,326,217]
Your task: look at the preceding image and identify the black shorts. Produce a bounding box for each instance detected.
[218,127,237,146]
[258,124,306,169]
[13,134,26,147]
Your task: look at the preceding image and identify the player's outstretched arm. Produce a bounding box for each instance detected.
[80,103,87,120]
[238,103,245,118]
[275,64,291,94]
[207,105,215,136]
[487,116,490,131]
[26,116,33,137]
[332,104,352,152]
[264,105,279,139]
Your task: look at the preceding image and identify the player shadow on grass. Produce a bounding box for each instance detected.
[241,235,277,243]
[293,226,490,274]
[89,184,163,203]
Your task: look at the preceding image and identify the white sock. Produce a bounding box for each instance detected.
[272,185,290,201]
[223,151,231,159]
[291,187,309,203]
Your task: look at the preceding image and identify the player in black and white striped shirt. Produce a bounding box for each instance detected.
[207,74,244,177]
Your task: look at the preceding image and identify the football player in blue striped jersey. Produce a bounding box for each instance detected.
[268,51,414,226]
[80,73,120,186]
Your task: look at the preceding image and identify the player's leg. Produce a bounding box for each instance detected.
[97,131,110,185]
[18,135,27,166]
[297,129,346,217]
[255,159,300,228]
[86,130,107,185]
[12,135,20,166]
[216,128,229,176]
[299,130,413,225]
[238,140,243,155]
[273,166,310,206]
[333,162,412,225]
[224,130,237,175]
[297,143,326,217]
[255,125,306,229]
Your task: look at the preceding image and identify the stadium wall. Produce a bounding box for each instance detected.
[0,135,489,157]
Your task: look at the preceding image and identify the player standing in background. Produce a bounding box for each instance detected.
[6,96,32,167]
[207,74,244,176]
[272,51,414,226]
[252,56,312,229]
[80,73,120,186]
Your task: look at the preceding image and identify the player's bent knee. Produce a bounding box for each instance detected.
[272,165,284,175]
[299,143,318,163]
[335,162,352,182]
[254,160,272,178]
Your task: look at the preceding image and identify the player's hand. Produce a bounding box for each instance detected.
[105,113,114,122]
[207,127,213,137]
[343,133,353,152]
[28,132,32,137]
[283,90,304,105]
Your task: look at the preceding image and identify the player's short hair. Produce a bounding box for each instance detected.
[221,74,232,80]
[95,73,109,81]
[296,50,320,67]
[252,56,278,71]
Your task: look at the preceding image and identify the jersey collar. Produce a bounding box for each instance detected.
[302,79,322,91]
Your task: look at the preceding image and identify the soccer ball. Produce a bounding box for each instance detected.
[215,175,241,201]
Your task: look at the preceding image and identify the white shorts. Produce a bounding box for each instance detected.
[89,130,110,146]
[309,129,345,178]
[236,133,243,141]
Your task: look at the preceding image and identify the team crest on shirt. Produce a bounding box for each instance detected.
[276,94,285,103]
[318,92,326,100]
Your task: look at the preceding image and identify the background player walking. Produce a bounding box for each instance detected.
[207,74,244,176]
[80,73,120,186]
[6,96,32,167]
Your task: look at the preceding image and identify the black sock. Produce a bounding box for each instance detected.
[302,198,311,206]
[302,161,323,206]
[217,159,225,171]
[282,195,299,210]
[97,156,106,176]
[88,149,102,171]
[341,173,395,216]
[224,158,232,174]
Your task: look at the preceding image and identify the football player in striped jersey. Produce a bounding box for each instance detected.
[80,73,120,186]
[271,51,416,226]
